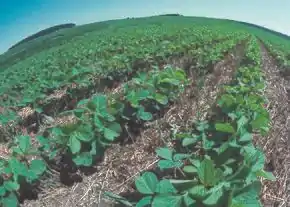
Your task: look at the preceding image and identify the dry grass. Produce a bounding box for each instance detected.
[255,44,290,207]
[22,44,244,207]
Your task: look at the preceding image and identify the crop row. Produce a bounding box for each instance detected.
[0,23,249,109]
[105,36,276,206]
[0,36,248,144]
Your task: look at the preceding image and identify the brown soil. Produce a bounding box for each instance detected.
[256,42,290,207]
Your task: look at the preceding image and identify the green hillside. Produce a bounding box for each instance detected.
[0,15,289,207]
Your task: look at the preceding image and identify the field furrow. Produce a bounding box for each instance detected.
[256,42,290,207]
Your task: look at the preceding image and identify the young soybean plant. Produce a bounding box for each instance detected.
[0,135,46,207]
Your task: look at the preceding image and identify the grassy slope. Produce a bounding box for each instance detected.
[1,15,290,71]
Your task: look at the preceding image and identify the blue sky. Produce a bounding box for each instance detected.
[0,0,290,54]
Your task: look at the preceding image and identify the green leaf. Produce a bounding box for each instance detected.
[237,116,248,132]
[104,192,133,206]
[251,115,269,130]
[104,128,119,141]
[73,152,93,166]
[182,136,199,147]
[155,179,177,194]
[69,135,81,154]
[256,169,276,181]
[239,132,252,143]
[203,186,224,205]
[0,186,6,196]
[183,165,197,174]
[197,158,219,187]
[232,181,262,207]
[29,159,46,175]
[215,123,235,133]
[136,196,152,207]
[94,115,104,131]
[155,147,173,161]
[135,172,158,194]
[2,192,18,207]
[154,93,168,105]
[3,181,20,191]
[8,158,29,177]
[71,130,93,142]
[137,108,153,121]
[158,160,183,170]
[18,135,31,153]
[108,122,122,134]
[188,185,207,199]
[152,195,183,207]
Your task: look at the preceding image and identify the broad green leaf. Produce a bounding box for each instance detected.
[135,172,158,194]
[137,108,153,121]
[8,158,29,177]
[173,153,191,161]
[69,135,81,154]
[104,128,119,141]
[239,132,252,143]
[3,181,20,191]
[182,137,199,147]
[94,115,104,131]
[215,123,235,133]
[237,116,248,132]
[2,192,18,207]
[71,131,93,142]
[155,179,177,194]
[158,160,183,170]
[203,186,224,205]
[18,135,31,153]
[183,165,197,174]
[0,186,6,196]
[73,152,93,166]
[256,169,276,181]
[29,159,46,175]
[154,93,168,105]
[188,185,208,199]
[152,195,183,207]
[197,158,220,187]
[108,122,122,134]
[155,147,173,160]
[232,181,262,207]
[251,115,269,130]
[136,196,152,207]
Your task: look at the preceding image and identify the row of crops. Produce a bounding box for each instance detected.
[104,37,276,206]
[0,24,252,206]
[0,24,250,142]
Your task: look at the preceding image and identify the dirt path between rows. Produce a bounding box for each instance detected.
[22,42,246,207]
[258,42,290,207]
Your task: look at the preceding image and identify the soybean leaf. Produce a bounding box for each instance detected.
[152,195,183,207]
[69,135,81,154]
[256,169,276,181]
[158,160,183,170]
[155,147,173,161]
[29,159,46,175]
[135,172,158,194]
[215,123,235,134]
[136,196,152,207]
[155,179,177,194]
[2,192,18,207]
[73,152,93,166]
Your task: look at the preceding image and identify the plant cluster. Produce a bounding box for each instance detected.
[0,66,188,206]
[105,38,276,207]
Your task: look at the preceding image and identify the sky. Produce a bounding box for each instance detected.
[0,0,290,54]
